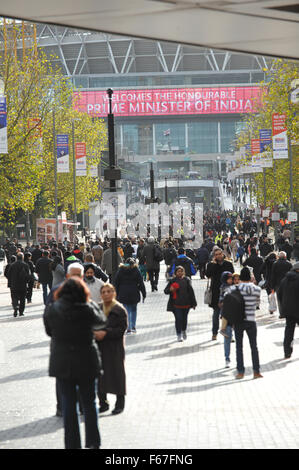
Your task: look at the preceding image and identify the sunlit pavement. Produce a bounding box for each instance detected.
[0,266,298,449]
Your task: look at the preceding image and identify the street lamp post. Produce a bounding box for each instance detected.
[53,110,59,242]
[72,120,77,235]
[106,88,119,283]
[164,177,168,204]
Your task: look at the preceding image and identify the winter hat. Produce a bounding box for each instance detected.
[220,271,233,284]
[148,236,155,243]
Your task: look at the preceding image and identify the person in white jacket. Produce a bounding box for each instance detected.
[83,264,105,304]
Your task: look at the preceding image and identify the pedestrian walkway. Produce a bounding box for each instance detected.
[0,267,298,449]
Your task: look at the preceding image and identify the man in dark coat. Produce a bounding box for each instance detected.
[114,259,146,333]
[195,244,210,279]
[277,262,299,359]
[35,250,53,305]
[280,239,293,261]
[206,248,234,340]
[31,244,43,265]
[271,251,292,292]
[260,238,274,259]
[243,248,263,284]
[142,236,162,292]
[7,252,30,317]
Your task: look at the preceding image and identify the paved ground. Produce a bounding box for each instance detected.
[0,265,298,450]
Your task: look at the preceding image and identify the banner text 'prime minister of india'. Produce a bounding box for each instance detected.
[73,87,261,117]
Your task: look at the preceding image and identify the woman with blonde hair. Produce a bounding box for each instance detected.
[94,283,128,415]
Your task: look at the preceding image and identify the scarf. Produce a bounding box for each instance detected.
[171,282,180,300]
[102,299,118,317]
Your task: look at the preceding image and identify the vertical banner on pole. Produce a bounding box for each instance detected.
[259,129,272,152]
[57,134,69,173]
[272,113,288,159]
[75,142,87,176]
[0,96,8,154]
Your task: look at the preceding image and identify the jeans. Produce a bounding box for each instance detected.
[224,325,233,362]
[283,316,299,357]
[173,307,190,335]
[234,320,260,374]
[212,307,221,336]
[123,304,137,330]
[57,377,101,449]
[42,282,52,305]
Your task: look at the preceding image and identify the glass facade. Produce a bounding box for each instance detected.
[122,123,153,155]
[73,72,266,90]
[188,121,218,154]
[114,117,241,156]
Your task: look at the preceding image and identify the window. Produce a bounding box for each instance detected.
[188,121,218,154]
[123,124,153,155]
[220,120,238,153]
[155,123,186,155]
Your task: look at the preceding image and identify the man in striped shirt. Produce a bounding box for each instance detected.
[226,267,263,379]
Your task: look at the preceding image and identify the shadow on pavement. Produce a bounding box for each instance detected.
[0,368,47,384]
[9,340,49,352]
[146,340,218,360]
[0,416,63,443]
[0,313,43,323]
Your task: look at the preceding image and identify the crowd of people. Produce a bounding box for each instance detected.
[1,208,299,449]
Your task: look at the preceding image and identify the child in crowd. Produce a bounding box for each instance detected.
[232,273,240,285]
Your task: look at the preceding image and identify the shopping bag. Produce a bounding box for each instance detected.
[268,293,277,312]
[204,279,212,305]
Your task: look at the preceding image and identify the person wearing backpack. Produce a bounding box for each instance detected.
[225,267,263,380]
[169,248,197,279]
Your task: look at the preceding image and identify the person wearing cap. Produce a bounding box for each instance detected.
[84,264,105,305]
[277,262,299,359]
[114,258,146,334]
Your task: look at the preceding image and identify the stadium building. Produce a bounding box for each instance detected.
[14,24,274,208]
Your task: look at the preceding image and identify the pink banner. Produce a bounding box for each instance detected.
[73,86,261,117]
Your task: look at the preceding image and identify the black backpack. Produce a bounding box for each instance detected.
[153,245,163,262]
[222,287,246,325]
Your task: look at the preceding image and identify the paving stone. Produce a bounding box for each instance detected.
[0,267,298,449]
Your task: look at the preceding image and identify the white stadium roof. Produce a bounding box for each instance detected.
[1,0,299,60]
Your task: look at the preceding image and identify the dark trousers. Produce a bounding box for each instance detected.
[283,316,299,357]
[212,307,221,336]
[148,269,160,290]
[173,307,190,335]
[98,390,125,409]
[42,281,52,305]
[234,320,260,374]
[56,379,83,414]
[57,377,100,449]
[198,263,206,279]
[26,279,34,302]
[11,289,26,314]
